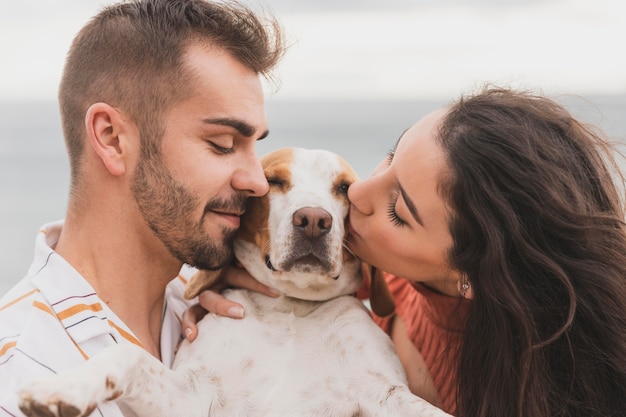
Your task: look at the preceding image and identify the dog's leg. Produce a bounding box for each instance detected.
[17,343,210,417]
[359,382,453,417]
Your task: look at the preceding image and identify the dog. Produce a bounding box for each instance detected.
[18,147,452,417]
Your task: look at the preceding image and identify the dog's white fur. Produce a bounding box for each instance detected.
[18,148,451,417]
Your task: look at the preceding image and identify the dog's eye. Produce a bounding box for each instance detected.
[336,182,350,195]
[267,177,286,188]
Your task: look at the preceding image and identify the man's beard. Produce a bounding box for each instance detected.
[130,148,246,271]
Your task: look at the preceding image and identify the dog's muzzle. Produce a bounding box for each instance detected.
[292,207,332,239]
[265,206,339,277]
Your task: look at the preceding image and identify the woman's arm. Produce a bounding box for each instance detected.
[390,315,442,409]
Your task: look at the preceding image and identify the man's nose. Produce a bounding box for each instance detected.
[233,153,269,197]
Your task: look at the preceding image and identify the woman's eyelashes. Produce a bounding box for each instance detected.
[386,149,395,164]
[387,193,407,227]
[383,149,406,227]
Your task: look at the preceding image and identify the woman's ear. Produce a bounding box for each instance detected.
[85,102,131,176]
[457,273,474,299]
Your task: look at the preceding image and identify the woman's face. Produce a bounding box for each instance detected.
[346,108,460,296]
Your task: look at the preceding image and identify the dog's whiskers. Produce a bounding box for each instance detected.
[342,241,357,259]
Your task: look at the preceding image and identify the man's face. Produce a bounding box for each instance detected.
[131,45,269,270]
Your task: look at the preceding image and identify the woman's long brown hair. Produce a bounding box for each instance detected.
[437,87,626,417]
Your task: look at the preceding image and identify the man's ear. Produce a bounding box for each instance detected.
[85,102,132,176]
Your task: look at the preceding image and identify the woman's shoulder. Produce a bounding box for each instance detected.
[382,272,469,331]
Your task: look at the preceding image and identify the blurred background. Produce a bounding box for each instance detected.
[1,0,625,295]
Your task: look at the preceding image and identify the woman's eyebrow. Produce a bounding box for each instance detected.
[399,183,424,226]
[395,128,409,148]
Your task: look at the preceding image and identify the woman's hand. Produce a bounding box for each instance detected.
[182,265,280,342]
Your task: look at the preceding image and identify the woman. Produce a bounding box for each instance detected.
[348,86,626,417]
[185,87,626,417]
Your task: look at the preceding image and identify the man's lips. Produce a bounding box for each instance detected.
[209,209,244,228]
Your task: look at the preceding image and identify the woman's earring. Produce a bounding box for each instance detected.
[458,274,473,299]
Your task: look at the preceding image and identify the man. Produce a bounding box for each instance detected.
[0,0,285,414]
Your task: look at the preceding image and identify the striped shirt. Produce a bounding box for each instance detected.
[0,221,194,416]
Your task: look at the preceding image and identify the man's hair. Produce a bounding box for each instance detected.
[59,0,285,184]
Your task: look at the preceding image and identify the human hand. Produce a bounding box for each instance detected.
[182,265,280,342]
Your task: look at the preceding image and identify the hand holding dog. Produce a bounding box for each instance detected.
[182,265,281,342]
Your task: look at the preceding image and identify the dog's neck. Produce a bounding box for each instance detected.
[244,291,329,317]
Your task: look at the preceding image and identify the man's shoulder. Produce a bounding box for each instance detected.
[0,277,44,332]
[0,277,77,368]
[0,278,128,416]
[0,278,75,412]
[0,274,123,377]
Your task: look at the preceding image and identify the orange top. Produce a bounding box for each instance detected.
[367,272,469,415]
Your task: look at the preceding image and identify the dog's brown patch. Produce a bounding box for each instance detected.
[238,148,294,253]
[185,270,222,300]
[368,266,396,318]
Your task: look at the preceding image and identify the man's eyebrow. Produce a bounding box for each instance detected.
[399,183,424,226]
[203,117,269,140]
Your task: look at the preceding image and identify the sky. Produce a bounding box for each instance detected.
[0,0,625,102]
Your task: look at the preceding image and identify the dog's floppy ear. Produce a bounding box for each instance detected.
[368,265,396,318]
[184,269,223,300]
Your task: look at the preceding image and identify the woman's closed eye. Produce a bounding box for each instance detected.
[386,148,395,165]
[387,192,407,227]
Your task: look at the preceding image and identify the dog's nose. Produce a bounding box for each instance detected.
[292,207,333,239]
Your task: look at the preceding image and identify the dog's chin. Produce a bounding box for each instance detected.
[265,254,336,276]
[263,258,362,301]
[284,256,336,277]
[276,276,362,302]
[235,240,361,300]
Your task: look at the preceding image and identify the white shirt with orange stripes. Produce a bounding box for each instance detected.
[0,221,194,416]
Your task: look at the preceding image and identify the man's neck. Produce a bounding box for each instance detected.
[55,215,182,360]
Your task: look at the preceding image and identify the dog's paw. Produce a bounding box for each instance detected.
[18,394,94,417]
[18,386,95,417]
[18,374,122,417]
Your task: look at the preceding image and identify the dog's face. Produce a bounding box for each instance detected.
[184,147,395,314]
[235,147,361,301]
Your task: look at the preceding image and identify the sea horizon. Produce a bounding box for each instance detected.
[2,95,625,296]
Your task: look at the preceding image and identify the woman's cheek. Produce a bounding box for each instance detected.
[373,223,399,252]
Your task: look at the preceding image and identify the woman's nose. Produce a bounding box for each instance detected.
[348,178,374,216]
